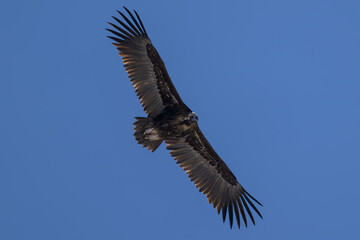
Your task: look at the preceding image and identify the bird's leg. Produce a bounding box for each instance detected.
[144,128,160,140]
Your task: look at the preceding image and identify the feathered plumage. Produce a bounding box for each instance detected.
[107,7,262,229]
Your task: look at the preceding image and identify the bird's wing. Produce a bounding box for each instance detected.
[107,8,186,117]
[165,125,262,229]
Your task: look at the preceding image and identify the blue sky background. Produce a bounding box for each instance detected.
[1,0,360,239]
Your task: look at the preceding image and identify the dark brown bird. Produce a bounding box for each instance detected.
[107,7,263,229]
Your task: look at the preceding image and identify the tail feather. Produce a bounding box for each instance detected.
[133,117,163,152]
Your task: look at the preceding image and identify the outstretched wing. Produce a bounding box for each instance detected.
[107,7,187,117]
[165,125,263,229]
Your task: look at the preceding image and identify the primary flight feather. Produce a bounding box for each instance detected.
[107,7,263,229]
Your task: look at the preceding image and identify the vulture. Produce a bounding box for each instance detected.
[107,7,263,229]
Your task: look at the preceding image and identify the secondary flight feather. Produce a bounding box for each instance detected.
[107,7,263,229]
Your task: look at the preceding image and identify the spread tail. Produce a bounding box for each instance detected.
[133,117,163,152]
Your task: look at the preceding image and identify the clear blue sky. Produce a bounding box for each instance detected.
[1,0,359,239]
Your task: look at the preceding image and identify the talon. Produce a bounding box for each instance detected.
[144,128,160,140]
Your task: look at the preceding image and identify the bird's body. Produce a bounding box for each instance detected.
[133,105,195,152]
[107,7,262,229]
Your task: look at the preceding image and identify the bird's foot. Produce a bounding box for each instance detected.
[144,128,160,140]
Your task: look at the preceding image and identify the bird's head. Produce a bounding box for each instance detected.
[188,112,198,122]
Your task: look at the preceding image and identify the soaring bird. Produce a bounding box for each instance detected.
[107,7,262,229]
